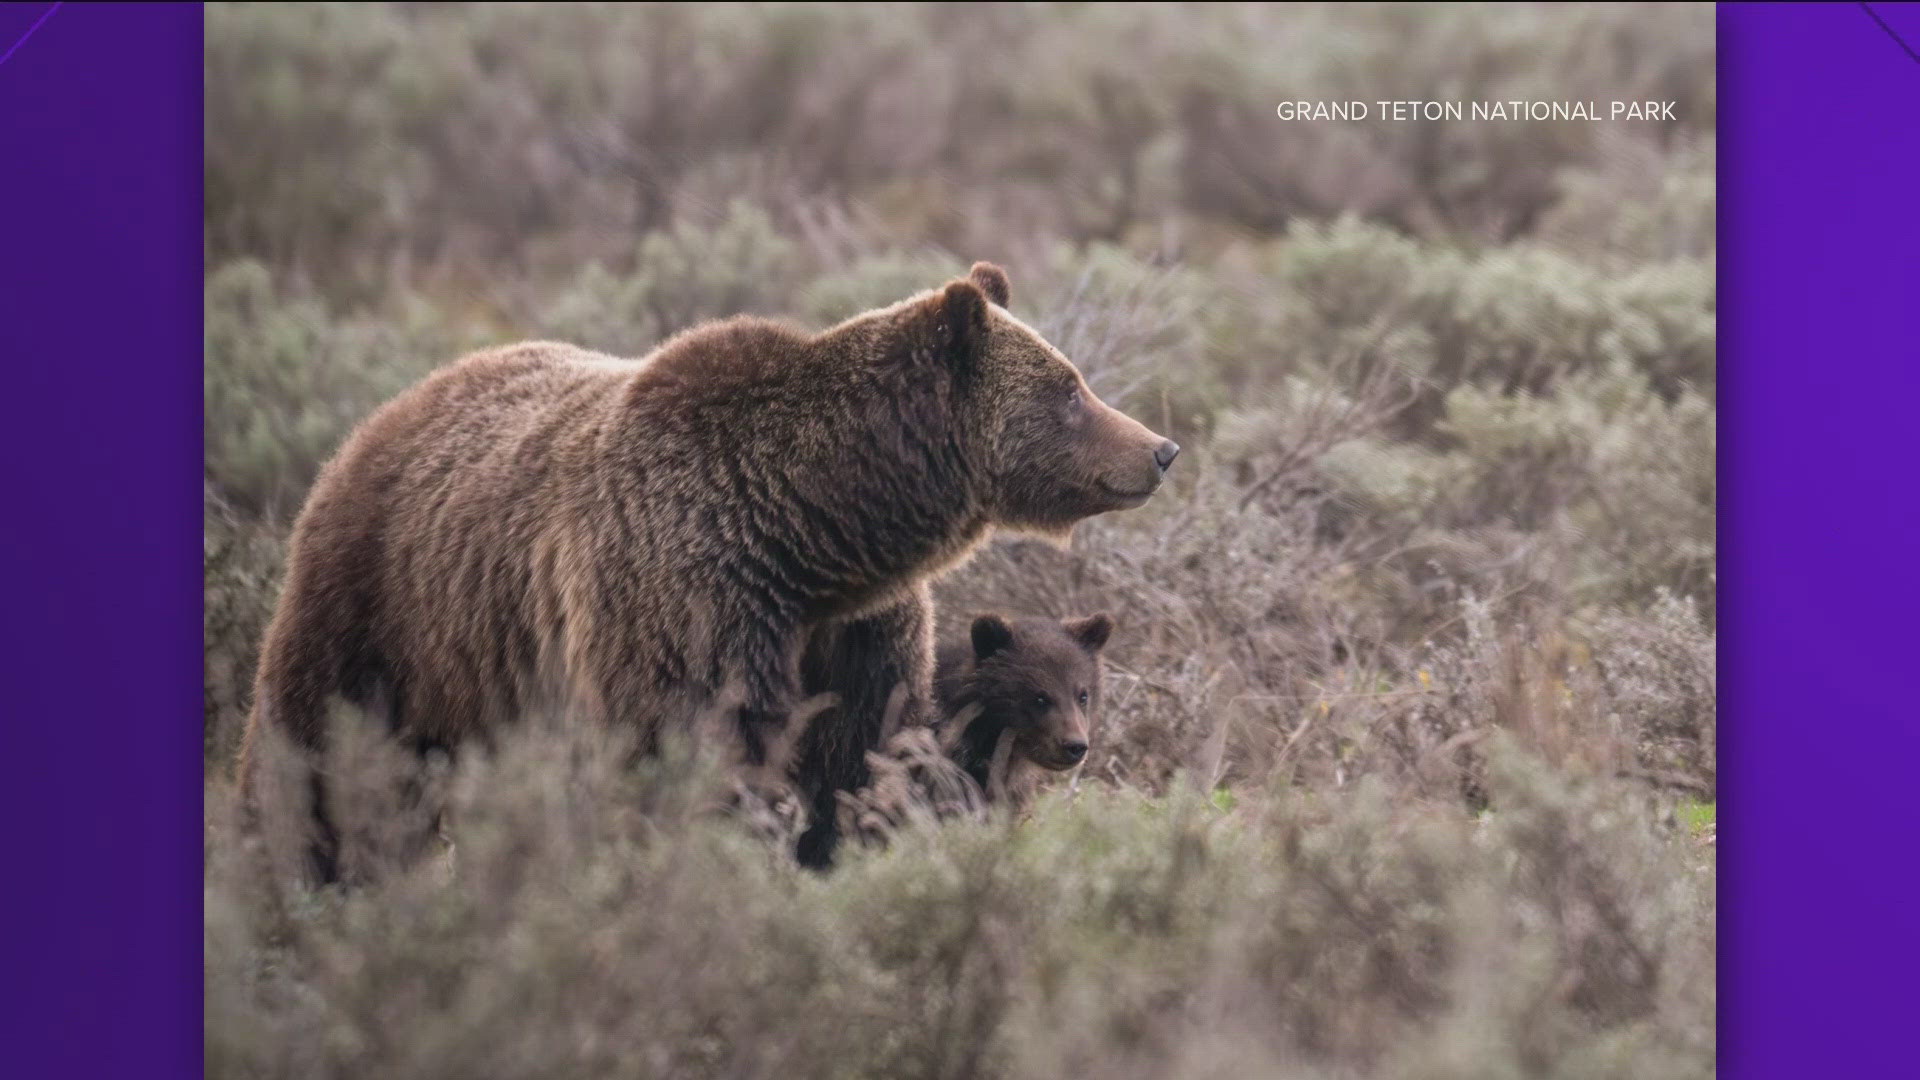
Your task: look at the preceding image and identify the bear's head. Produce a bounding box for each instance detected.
[897,263,1179,539]
[951,611,1113,772]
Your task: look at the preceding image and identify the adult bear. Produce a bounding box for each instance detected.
[238,262,1177,876]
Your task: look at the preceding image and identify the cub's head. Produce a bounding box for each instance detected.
[951,611,1113,772]
[895,263,1178,538]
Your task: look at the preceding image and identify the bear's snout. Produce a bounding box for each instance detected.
[1059,739,1088,764]
[1086,399,1178,506]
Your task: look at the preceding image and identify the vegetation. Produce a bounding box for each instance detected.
[205,3,1716,1076]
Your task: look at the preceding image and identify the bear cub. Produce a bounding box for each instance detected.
[936,612,1113,802]
[837,611,1114,845]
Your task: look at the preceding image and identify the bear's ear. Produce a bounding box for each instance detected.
[971,614,1015,660]
[969,262,1011,308]
[920,279,990,373]
[1063,613,1113,653]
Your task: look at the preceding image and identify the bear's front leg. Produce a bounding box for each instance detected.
[710,617,809,771]
[793,583,936,868]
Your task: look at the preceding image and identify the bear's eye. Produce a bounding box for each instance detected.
[1032,693,1052,711]
[1076,689,1089,707]
[1060,385,1088,426]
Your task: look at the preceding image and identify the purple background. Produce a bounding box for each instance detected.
[0,3,200,1074]
[1720,3,1920,1076]
[0,3,1915,1075]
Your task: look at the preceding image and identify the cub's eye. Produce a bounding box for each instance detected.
[1032,694,1052,711]
[1065,386,1082,411]
[1076,689,1090,707]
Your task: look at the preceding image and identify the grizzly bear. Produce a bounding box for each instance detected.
[936,612,1113,802]
[835,611,1115,846]
[238,262,1177,878]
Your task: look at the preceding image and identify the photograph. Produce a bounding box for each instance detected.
[199,3,1718,1076]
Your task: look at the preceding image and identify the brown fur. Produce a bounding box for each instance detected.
[935,612,1112,805]
[238,263,1175,877]
[836,612,1114,847]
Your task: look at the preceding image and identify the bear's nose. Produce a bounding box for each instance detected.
[1060,740,1088,764]
[1153,440,1180,473]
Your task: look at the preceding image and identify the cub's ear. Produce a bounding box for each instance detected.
[971,614,1015,660]
[969,261,1011,308]
[1063,613,1113,653]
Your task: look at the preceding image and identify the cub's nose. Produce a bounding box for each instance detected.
[1153,440,1180,473]
[1060,740,1088,764]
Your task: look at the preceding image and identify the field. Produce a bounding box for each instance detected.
[203,4,1716,1077]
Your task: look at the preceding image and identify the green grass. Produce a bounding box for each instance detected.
[1678,799,1717,836]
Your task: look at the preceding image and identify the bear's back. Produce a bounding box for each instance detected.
[334,314,813,482]
[345,341,631,468]
[272,322,829,732]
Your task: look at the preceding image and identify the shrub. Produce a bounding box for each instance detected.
[206,721,1713,1079]
[203,260,476,517]
[538,201,799,351]
[203,488,283,762]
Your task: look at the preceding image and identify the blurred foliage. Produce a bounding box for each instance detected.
[205,3,1715,1072]
[204,260,477,516]
[207,719,1714,1080]
[206,1,1714,298]
[203,487,283,761]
